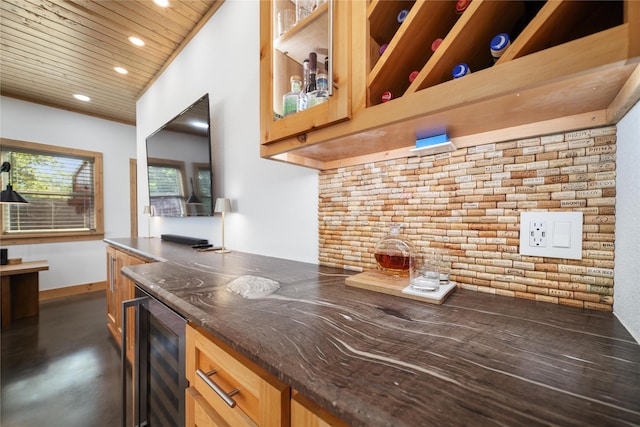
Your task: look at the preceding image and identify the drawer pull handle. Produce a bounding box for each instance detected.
[196,369,239,408]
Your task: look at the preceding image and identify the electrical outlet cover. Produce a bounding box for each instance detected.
[519,212,583,259]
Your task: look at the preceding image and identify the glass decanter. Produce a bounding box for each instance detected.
[374,225,415,277]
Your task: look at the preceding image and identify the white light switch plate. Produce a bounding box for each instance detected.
[519,212,583,259]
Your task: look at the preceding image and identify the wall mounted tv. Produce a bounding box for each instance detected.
[146,94,213,217]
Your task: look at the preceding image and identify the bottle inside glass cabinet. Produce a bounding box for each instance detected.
[297,58,310,112]
[271,1,331,119]
[283,75,302,116]
[311,71,329,105]
[374,225,415,277]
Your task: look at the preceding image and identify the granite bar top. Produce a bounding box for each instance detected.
[108,238,640,427]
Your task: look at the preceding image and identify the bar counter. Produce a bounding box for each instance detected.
[108,237,640,426]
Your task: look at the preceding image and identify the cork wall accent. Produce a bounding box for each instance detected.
[318,126,617,311]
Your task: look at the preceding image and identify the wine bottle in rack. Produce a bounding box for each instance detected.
[452,63,471,79]
[431,38,443,52]
[490,33,511,62]
[455,0,471,14]
[397,9,409,24]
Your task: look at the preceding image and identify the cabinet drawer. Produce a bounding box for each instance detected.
[186,387,230,427]
[186,324,289,427]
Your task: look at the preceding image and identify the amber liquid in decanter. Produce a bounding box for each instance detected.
[374,253,411,276]
[373,225,415,278]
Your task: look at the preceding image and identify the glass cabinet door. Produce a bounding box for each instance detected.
[260,0,350,146]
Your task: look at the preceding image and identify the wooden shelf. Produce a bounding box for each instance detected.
[406,0,526,95]
[499,0,623,63]
[368,1,460,104]
[367,0,415,46]
[275,1,329,66]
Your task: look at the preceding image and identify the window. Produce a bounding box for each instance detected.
[147,157,187,217]
[193,162,213,216]
[0,138,104,244]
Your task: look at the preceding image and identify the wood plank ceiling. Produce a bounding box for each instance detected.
[0,0,224,125]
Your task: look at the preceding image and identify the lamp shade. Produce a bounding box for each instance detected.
[186,178,202,205]
[214,198,231,213]
[0,162,28,204]
[1,184,28,204]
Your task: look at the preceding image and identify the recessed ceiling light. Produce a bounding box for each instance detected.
[153,0,169,7]
[128,36,145,47]
[73,94,91,102]
[114,67,128,75]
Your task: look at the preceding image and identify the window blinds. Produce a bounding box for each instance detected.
[1,150,96,233]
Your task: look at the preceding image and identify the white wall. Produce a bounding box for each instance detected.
[137,0,319,263]
[614,99,640,342]
[0,96,136,290]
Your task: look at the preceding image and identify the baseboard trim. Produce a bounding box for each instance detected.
[39,281,106,301]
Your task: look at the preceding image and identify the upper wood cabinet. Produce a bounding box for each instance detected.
[260,0,352,152]
[260,0,640,170]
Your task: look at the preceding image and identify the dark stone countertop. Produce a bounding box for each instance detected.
[107,237,640,427]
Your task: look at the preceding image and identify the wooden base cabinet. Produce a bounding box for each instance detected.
[185,324,290,427]
[186,387,229,427]
[106,244,148,363]
[186,324,350,427]
[291,391,349,427]
[106,245,120,343]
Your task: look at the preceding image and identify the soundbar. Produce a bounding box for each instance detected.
[161,234,208,246]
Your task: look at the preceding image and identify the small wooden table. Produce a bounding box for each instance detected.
[0,260,49,330]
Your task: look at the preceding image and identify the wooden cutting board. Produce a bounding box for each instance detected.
[345,270,456,305]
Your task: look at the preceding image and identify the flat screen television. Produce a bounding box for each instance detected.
[145,94,213,217]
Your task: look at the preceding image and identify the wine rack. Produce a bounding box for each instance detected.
[260,0,639,170]
[368,0,624,106]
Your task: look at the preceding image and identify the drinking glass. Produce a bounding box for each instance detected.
[410,249,440,292]
[296,0,316,22]
[439,250,451,285]
[277,9,295,36]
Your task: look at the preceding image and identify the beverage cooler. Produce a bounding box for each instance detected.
[122,286,187,427]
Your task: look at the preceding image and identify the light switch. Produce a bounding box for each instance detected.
[519,212,583,259]
[553,221,571,248]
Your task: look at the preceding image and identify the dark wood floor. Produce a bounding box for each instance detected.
[1,292,125,427]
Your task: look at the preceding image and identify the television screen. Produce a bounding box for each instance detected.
[145,94,213,217]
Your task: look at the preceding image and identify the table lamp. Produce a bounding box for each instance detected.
[143,205,153,238]
[214,198,232,253]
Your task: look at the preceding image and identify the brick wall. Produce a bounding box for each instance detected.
[318,126,617,311]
